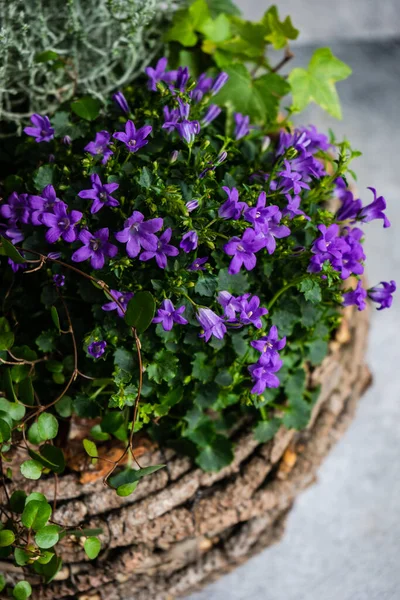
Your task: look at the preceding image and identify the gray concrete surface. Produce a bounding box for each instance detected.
[187,35,400,600]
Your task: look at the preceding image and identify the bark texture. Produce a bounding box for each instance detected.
[0,305,371,600]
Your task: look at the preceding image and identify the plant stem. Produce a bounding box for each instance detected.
[268,276,305,310]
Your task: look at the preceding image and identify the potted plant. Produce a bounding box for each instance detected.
[0,2,395,599]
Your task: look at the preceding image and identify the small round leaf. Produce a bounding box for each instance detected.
[13,580,32,600]
[37,413,59,440]
[35,525,60,549]
[0,529,15,547]
[20,460,43,480]
[0,418,11,443]
[84,537,101,559]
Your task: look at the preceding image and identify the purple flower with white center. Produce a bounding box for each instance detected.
[237,295,268,329]
[175,120,201,145]
[84,131,114,164]
[115,211,163,258]
[175,66,189,92]
[190,73,213,103]
[249,205,291,255]
[180,230,198,253]
[201,104,221,126]
[188,256,208,271]
[234,113,250,140]
[336,190,362,222]
[359,187,390,228]
[8,258,26,273]
[0,192,31,225]
[113,91,130,115]
[53,274,65,287]
[340,227,365,279]
[297,125,331,153]
[277,159,310,195]
[163,106,180,133]
[308,223,349,275]
[139,228,179,268]
[153,300,188,331]
[113,120,152,153]
[224,228,265,275]
[88,341,107,359]
[251,325,286,355]
[71,228,118,270]
[289,154,325,182]
[282,194,310,220]
[218,291,241,321]
[102,290,134,318]
[78,174,119,214]
[29,185,61,225]
[368,280,396,310]
[186,200,199,213]
[211,72,229,95]
[342,281,367,311]
[219,186,246,220]
[42,201,82,243]
[145,57,168,91]
[197,308,227,342]
[248,353,283,394]
[24,114,54,142]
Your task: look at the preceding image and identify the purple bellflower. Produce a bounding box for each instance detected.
[336,190,362,222]
[88,341,107,359]
[224,228,265,274]
[162,106,180,133]
[175,66,189,92]
[283,194,310,220]
[139,227,179,268]
[197,308,227,342]
[342,280,367,311]
[115,211,163,258]
[251,325,286,356]
[102,290,134,318]
[113,120,152,152]
[153,299,188,331]
[234,113,250,140]
[368,280,396,310]
[84,131,114,164]
[24,114,54,142]
[211,72,229,95]
[0,192,31,225]
[29,185,61,225]
[359,187,390,228]
[186,200,199,213]
[219,186,246,220]
[248,352,283,394]
[237,295,268,328]
[190,73,213,102]
[78,174,119,214]
[277,159,310,195]
[218,291,241,321]
[146,57,169,91]
[53,274,65,287]
[71,228,118,270]
[180,230,198,253]
[201,104,222,127]
[113,91,130,115]
[245,200,290,255]
[188,256,208,271]
[42,201,82,243]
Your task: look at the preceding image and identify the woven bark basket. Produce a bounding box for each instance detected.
[1,304,371,600]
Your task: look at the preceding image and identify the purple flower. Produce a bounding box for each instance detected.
[42,201,82,243]
[153,299,188,331]
[145,57,169,91]
[368,280,396,310]
[102,290,134,318]
[24,114,54,142]
[283,194,310,220]
[251,325,286,355]
[63,135,72,146]
[113,120,152,153]
[3,227,24,244]
[170,150,179,163]
[175,120,200,145]
[277,159,310,195]
[219,186,246,220]
[71,228,118,270]
[237,295,268,329]
[248,353,283,394]
[84,131,114,164]
[0,192,31,225]
[139,228,179,268]
[211,72,229,95]
[88,341,107,359]
[234,113,250,140]
[188,256,208,271]
[244,198,290,255]
[29,185,61,225]
[8,258,26,273]
[175,66,189,92]
[197,308,227,342]
[53,274,65,287]
[201,104,221,126]
[186,200,199,213]
[113,91,130,115]
[180,230,198,253]
[298,125,331,153]
[217,291,241,320]
[78,174,119,214]
[190,73,213,103]
[340,227,365,279]
[163,106,180,133]
[336,190,362,222]
[359,187,390,228]
[276,130,311,157]
[343,280,367,311]
[115,211,163,258]
[224,228,265,275]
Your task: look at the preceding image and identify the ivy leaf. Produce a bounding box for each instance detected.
[254,417,281,442]
[195,435,233,471]
[165,0,209,46]
[153,387,184,418]
[282,396,312,430]
[284,368,306,401]
[33,164,55,192]
[206,0,241,18]
[298,279,322,304]
[198,13,231,43]
[125,291,156,334]
[289,48,352,119]
[306,339,328,366]
[191,352,214,383]
[138,167,152,188]
[147,349,178,384]
[84,537,101,560]
[12,581,32,600]
[195,275,217,297]
[263,5,299,49]
[37,413,59,441]
[35,525,60,549]
[35,331,56,353]
[217,268,249,294]
[21,500,52,531]
[271,305,299,337]
[71,97,101,121]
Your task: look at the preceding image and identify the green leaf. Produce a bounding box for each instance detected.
[35,331,56,352]
[0,574,6,592]
[0,529,15,547]
[147,349,178,384]
[191,352,214,383]
[26,492,47,504]
[306,339,328,366]
[33,164,55,192]
[83,438,98,458]
[206,0,241,18]
[110,464,165,496]
[298,279,322,304]
[9,490,27,513]
[33,554,63,583]
[125,291,156,334]
[50,306,60,331]
[0,331,14,350]
[84,537,101,559]
[166,0,210,47]
[196,435,233,471]
[263,5,299,49]
[115,481,139,497]
[37,413,59,441]
[18,378,34,406]
[35,50,59,63]
[20,460,43,480]
[3,368,18,402]
[138,167,152,188]
[38,445,65,474]
[55,395,72,418]
[21,500,52,531]
[284,368,306,401]
[14,548,31,566]
[282,396,311,430]
[101,411,124,434]
[0,419,11,443]
[27,422,44,445]
[153,387,184,418]
[254,417,281,442]
[217,268,249,294]
[288,48,352,119]
[13,581,32,600]
[198,13,231,43]
[0,237,25,264]
[195,276,217,297]
[71,97,101,121]
[35,525,60,549]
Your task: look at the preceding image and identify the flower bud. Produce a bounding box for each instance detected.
[215,151,227,165]
[169,150,179,163]
[186,200,199,212]
[63,135,72,145]
[261,136,271,152]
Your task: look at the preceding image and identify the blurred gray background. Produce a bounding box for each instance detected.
[188,1,400,599]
